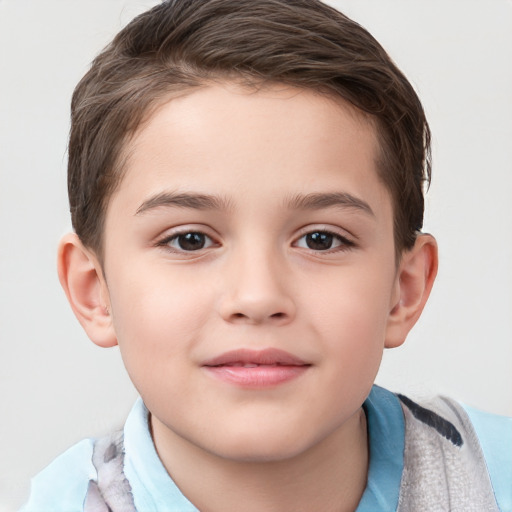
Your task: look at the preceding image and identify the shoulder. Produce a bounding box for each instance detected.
[20,438,97,512]
[396,393,511,512]
[461,403,512,512]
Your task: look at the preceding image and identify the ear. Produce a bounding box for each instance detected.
[57,233,117,348]
[385,234,438,349]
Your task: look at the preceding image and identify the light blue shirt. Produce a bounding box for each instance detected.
[20,386,511,511]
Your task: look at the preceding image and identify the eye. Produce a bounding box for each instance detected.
[294,230,353,252]
[163,231,216,252]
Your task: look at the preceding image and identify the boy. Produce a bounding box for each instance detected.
[21,0,511,511]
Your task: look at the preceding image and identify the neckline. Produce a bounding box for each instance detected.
[123,385,405,511]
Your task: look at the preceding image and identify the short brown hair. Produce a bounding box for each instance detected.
[68,0,431,259]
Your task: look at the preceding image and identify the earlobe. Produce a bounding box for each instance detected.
[57,233,117,348]
[385,234,438,348]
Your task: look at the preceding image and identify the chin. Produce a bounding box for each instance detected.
[205,429,315,463]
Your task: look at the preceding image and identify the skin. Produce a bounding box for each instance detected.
[59,83,437,512]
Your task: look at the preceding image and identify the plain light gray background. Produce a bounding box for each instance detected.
[1,1,511,509]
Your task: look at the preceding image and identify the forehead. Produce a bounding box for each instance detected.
[110,83,391,222]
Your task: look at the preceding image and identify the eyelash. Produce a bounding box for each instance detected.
[293,229,355,253]
[156,230,217,253]
[155,228,355,254]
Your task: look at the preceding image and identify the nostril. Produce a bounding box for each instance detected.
[271,312,286,319]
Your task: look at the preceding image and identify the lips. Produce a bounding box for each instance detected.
[202,348,310,388]
[203,348,308,367]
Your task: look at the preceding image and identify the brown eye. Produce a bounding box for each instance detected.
[167,232,214,251]
[295,230,353,252]
[178,233,205,250]
[305,232,334,251]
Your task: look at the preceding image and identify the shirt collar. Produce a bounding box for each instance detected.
[357,385,405,512]
[123,398,198,511]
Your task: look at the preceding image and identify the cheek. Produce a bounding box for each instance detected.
[308,260,393,329]
[306,265,394,373]
[107,264,213,375]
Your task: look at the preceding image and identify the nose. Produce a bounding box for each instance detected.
[217,248,296,326]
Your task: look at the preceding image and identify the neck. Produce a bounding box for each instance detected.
[151,408,368,512]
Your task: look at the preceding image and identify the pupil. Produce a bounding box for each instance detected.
[178,233,205,251]
[306,232,333,250]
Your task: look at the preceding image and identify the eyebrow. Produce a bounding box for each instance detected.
[135,192,232,215]
[286,192,374,216]
[135,190,374,217]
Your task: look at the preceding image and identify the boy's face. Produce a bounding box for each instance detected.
[101,83,400,461]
